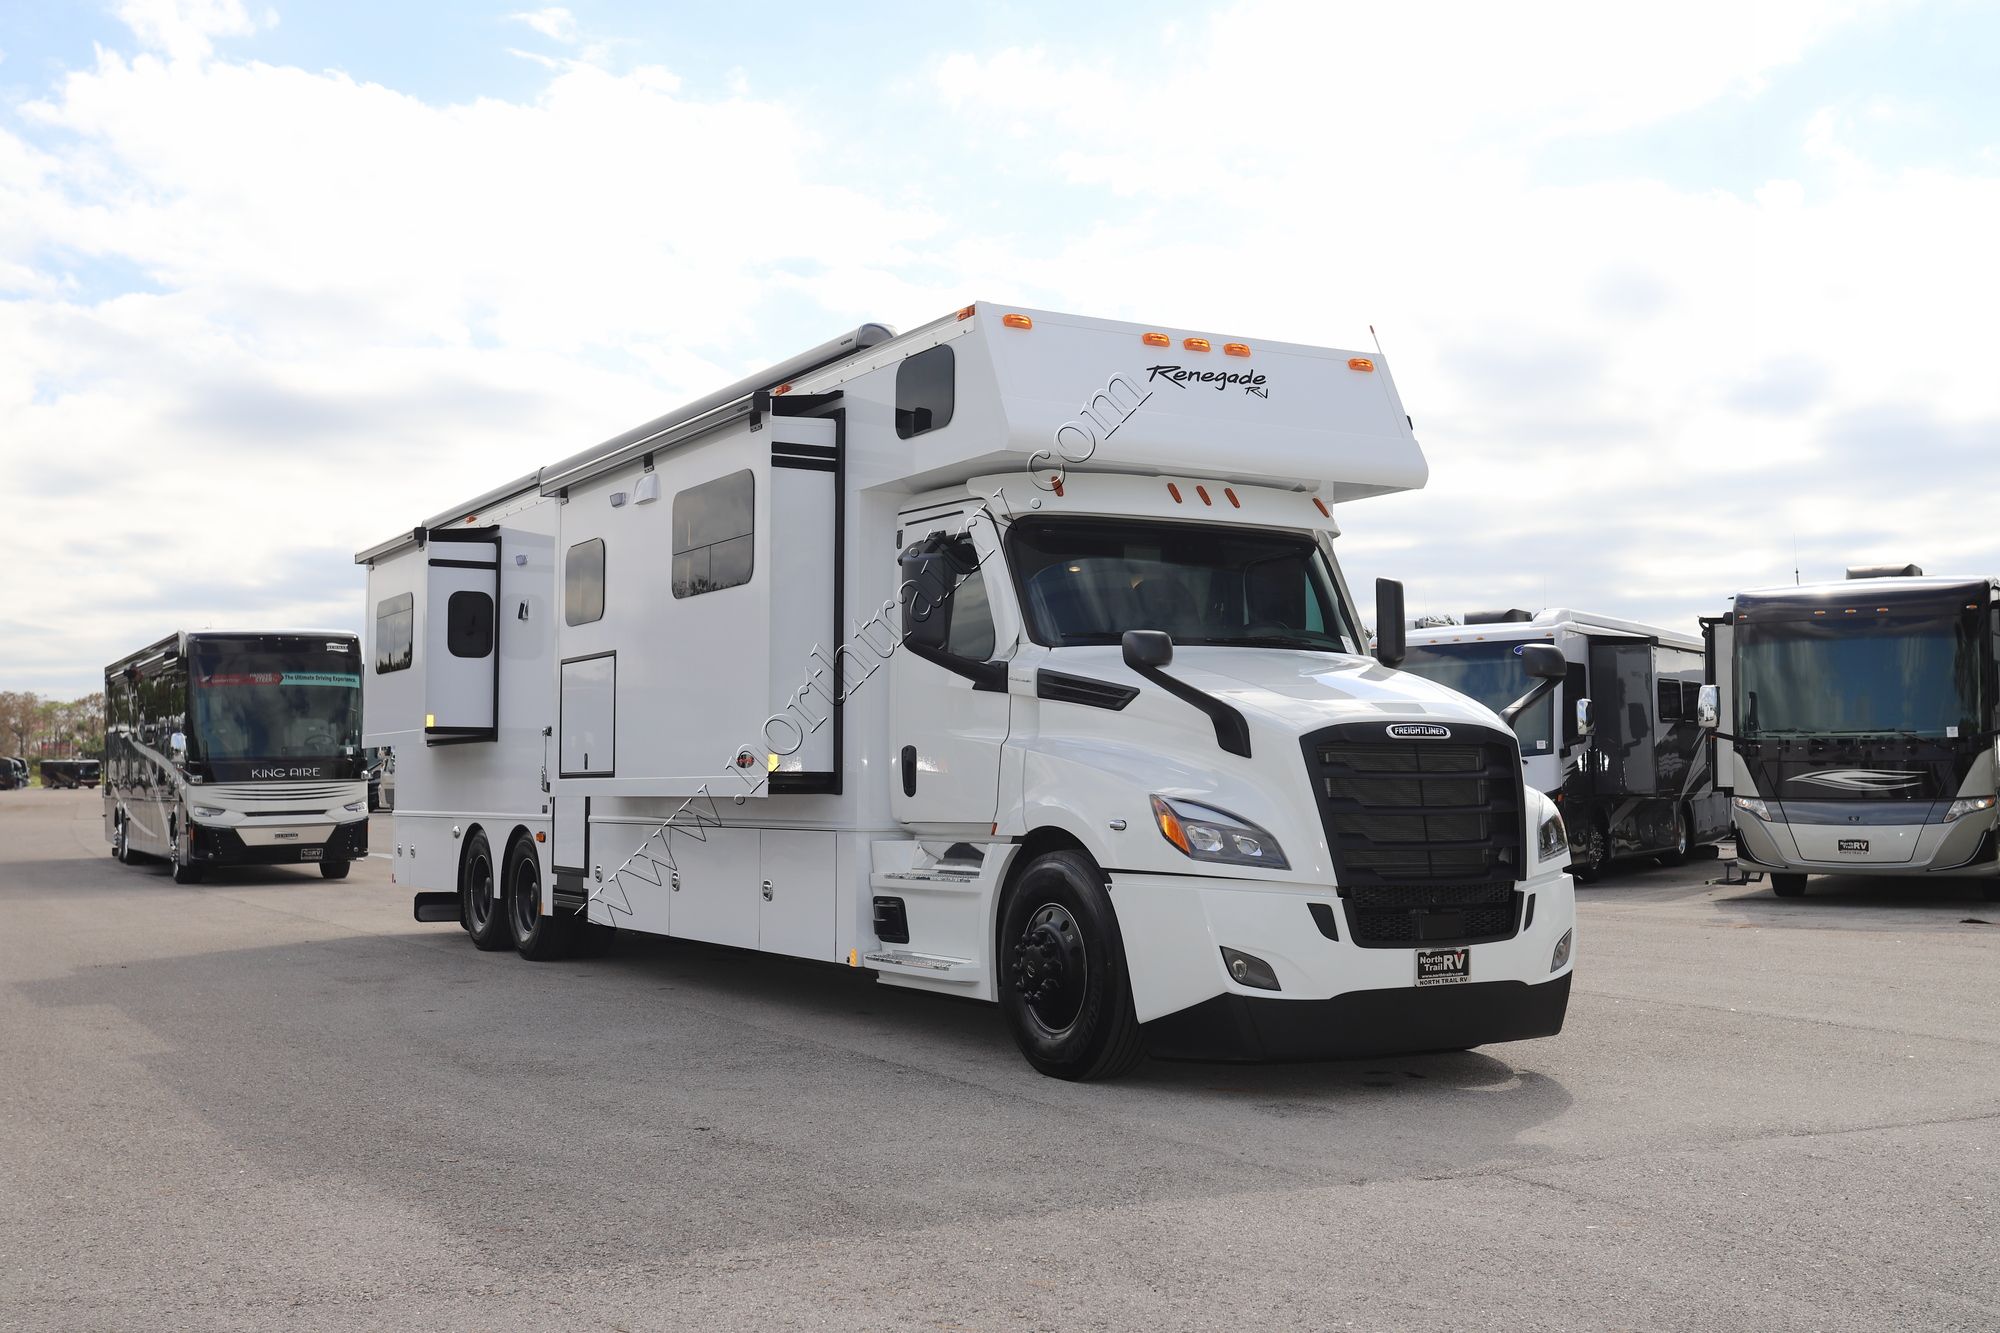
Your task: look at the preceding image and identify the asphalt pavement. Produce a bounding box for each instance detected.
[2,787,1996,1331]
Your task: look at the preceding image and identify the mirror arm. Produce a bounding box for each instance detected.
[1128,660,1252,758]
[1500,676,1561,727]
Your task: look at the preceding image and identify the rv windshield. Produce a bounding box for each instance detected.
[1399,640,1556,750]
[1007,517,1363,653]
[190,640,364,761]
[1736,608,1982,740]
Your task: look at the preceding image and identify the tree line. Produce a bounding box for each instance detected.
[0,691,106,764]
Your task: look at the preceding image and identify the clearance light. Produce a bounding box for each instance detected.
[1168,483,1184,503]
[1224,487,1241,508]
[1184,337,1212,352]
[1153,796,1190,855]
[772,383,793,396]
[1002,313,1033,330]
[535,831,547,842]
[1049,475,1064,497]
[426,713,436,727]
[1142,331,1171,347]
[1348,357,1375,372]
[1313,497,1331,517]
[956,304,976,320]
[1195,485,1213,506]
[1223,343,1250,357]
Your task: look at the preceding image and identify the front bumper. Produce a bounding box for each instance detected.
[1146,973,1572,1062]
[1737,813,1997,878]
[189,816,369,866]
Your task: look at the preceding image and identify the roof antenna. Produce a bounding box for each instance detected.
[1369,324,1385,356]
[1793,533,1800,586]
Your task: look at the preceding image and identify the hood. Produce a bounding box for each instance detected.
[1050,645,1516,736]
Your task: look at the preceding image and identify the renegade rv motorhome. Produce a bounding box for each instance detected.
[104,631,369,883]
[1705,567,2000,899]
[1402,609,1729,879]
[357,303,1577,1079]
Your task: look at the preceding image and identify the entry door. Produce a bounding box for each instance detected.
[889,509,1011,831]
[1588,640,1657,796]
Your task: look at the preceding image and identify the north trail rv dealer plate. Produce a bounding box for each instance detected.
[1415,948,1471,986]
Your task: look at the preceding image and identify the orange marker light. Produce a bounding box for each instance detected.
[535,831,547,842]
[772,383,792,395]
[1167,483,1183,503]
[1049,475,1064,497]
[1348,357,1375,372]
[1184,337,1212,352]
[956,304,976,320]
[1195,485,1212,506]
[1152,796,1190,854]
[1224,487,1240,508]
[1002,313,1033,330]
[1142,331,1170,347]
[1313,497,1330,517]
[1223,343,1250,357]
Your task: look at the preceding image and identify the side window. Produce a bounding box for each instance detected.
[446,590,495,658]
[672,470,754,598]
[944,567,997,661]
[565,539,606,626]
[896,344,955,439]
[375,593,414,673]
[1656,677,1684,721]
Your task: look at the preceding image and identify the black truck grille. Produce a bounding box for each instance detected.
[1303,725,1526,949]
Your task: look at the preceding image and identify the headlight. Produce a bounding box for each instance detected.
[1537,810,1568,861]
[1151,796,1289,869]
[344,800,367,813]
[1942,795,1996,824]
[190,804,224,818]
[1733,796,1771,821]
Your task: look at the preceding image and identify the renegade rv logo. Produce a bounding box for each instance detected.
[1787,769,1924,792]
[1146,365,1269,397]
[1386,723,1452,740]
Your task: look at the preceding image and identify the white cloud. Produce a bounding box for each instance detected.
[116,0,264,63]
[509,7,579,44]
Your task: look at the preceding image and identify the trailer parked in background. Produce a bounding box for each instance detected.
[1401,609,1729,880]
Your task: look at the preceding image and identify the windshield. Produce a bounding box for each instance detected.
[190,640,363,761]
[1007,517,1362,652]
[1737,610,1982,739]
[1400,640,1556,750]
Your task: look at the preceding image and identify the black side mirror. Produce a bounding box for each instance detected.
[1520,644,1566,680]
[1122,630,1173,670]
[899,532,978,652]
[1374,579,1406,667]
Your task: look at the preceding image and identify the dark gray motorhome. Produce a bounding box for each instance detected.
[1705,567,2000,899]
[1402,608,1730,879]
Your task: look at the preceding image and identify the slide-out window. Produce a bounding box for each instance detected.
[375,593,414,673]
[896,344,955,439]
[566,539,606,626]
[447,591,494,658]
[672,470,754,598]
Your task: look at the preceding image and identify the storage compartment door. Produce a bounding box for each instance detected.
[1589,639,1658,796]
[423,530,499,744]
[759,829,835,961]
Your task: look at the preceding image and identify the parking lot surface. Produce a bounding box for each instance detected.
[2,788,1996,1330]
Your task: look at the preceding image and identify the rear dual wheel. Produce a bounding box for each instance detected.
[506,836,575,961]
[462,831,511,951]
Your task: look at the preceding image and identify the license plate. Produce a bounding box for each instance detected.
[1415,947,1470,986]
[300,847,324,861]
[1837,838,1869,854]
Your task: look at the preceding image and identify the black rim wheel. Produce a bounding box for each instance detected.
[466,850,496,932]
[1009,902,1087,1036]
[510,853,539,938]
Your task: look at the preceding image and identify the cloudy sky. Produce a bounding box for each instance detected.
[3,0,1997,696]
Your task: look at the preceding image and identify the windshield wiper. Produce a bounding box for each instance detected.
[1210,634,1347,651]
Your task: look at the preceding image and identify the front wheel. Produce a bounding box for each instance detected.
[171,854,206,885]
[997,850,1143,1081]
[1569,822,1609,883]
[111,815,129,864]
[1657,805,1692,867]
[318,859,350,880]
[1772,873,1808,898]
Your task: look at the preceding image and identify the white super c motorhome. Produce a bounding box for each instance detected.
[357,303,1578,1078]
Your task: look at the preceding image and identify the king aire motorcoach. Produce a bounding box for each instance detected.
[1401,609,1730,880]
[1703,566,2000,901]
[356,302,1577,1080]
[103,631,370,884]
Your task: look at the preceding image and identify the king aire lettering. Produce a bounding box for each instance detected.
[1146,364,1269,393]
[251,766,323,779]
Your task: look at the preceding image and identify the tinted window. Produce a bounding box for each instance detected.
[896,344,955,439]
[447,590,495,658]
[566,539,606,626]
[376,593,414,673]
[945,567,996,660]
[672,470,754,598]
[1657,677,1684,721]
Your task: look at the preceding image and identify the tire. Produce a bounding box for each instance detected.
[1772,872,1808,898]
[111,815,128,863]
[171,853,206,885]
[507,836,574,960]
[997,850,1143,1081]
[319,859,350,880]
[1569,822,1609,883]
[1657,805,1692,867]
[461,830,511,951]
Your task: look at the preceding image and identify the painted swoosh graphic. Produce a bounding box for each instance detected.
[1786,768,1925,792]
